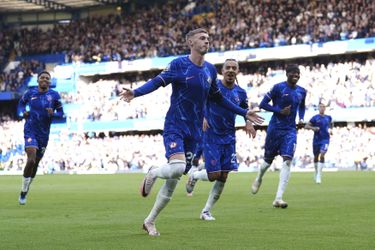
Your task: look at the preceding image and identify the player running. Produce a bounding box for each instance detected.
[305,103,332,184]
[186,59,258,220]
[251,64,306,208]
[18,71,64,205]
[120,28,263,236]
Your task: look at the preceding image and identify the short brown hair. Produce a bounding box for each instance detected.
[185,28,208,41]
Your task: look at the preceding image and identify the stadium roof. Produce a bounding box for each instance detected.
[0,0,121,13]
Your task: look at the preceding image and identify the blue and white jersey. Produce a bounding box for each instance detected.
[261,81,306,131]
[204,80,248,144]
[18,87,64,139]
[309,114,332,144]
[158,56,219,140]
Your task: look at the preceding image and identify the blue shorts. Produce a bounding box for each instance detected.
[313,143,329,156]
[203,142,238,173]
[163,131,198,174]
[24,133,49,158]
[264,129,296,160]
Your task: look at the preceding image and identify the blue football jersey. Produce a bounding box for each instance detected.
[18,87,63,139]
[204,80,248,144]
[309,114,332,144]
[158,56,219,140]
[261,81,306,130]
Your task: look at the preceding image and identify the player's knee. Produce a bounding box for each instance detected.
[169,159,186,179]
[207,172,220,182]
[283,159,292,167]
[27,157,36,166]
[264,158,274,165]
[218,173,228,183]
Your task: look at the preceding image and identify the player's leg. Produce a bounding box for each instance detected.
[252,129,278,194]
[142,133,189,236]
[313,144,320,182]
[199,143,224,220]
[273,132,296,208]
[317,144,328,184]
[143,152,185,236]
[186,143,204,195]
[19,146,37,205]
[201,144,236,220]
[186,141,214,194]
[141,133,186,197]
[19,134,40,205]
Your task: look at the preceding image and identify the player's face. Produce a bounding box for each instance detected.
[222,60,239,85]
[286,70,300,85]
[189,32,210,55]
[319,104,326,114]
[38,73,51,91]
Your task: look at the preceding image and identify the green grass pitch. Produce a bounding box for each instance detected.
[0,172,374,250]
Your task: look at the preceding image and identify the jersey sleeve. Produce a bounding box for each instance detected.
[238,88,249,109]
[208,66,220,98]
[259,85,281,113]
[17,90,30,117]
[53,92,64,118]
[298,88,306,121]
[309,115,317,125]
[157,59,179,87]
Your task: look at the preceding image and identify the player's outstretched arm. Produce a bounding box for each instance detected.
[120,76,167,103]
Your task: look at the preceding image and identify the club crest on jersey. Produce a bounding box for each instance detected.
[170,142,177,148]
[46,95,52,102]
[27,138,32,142]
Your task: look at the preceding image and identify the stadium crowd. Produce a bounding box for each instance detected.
[60,58,375,122]
[1,118,374,173]
[0,60,45,92]
[0,0,374,63]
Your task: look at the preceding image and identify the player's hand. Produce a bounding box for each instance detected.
[202,117,210,132]
[297,119,305,129]
[245,110,264,125]
[120,87,135,102]
[313,127,320,132]
[280,105,291,116]
[23,111,30,119]
[245,120,257,138]
[46,108,54,116]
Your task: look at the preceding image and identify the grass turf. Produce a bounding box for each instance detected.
[0,171,374,250]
